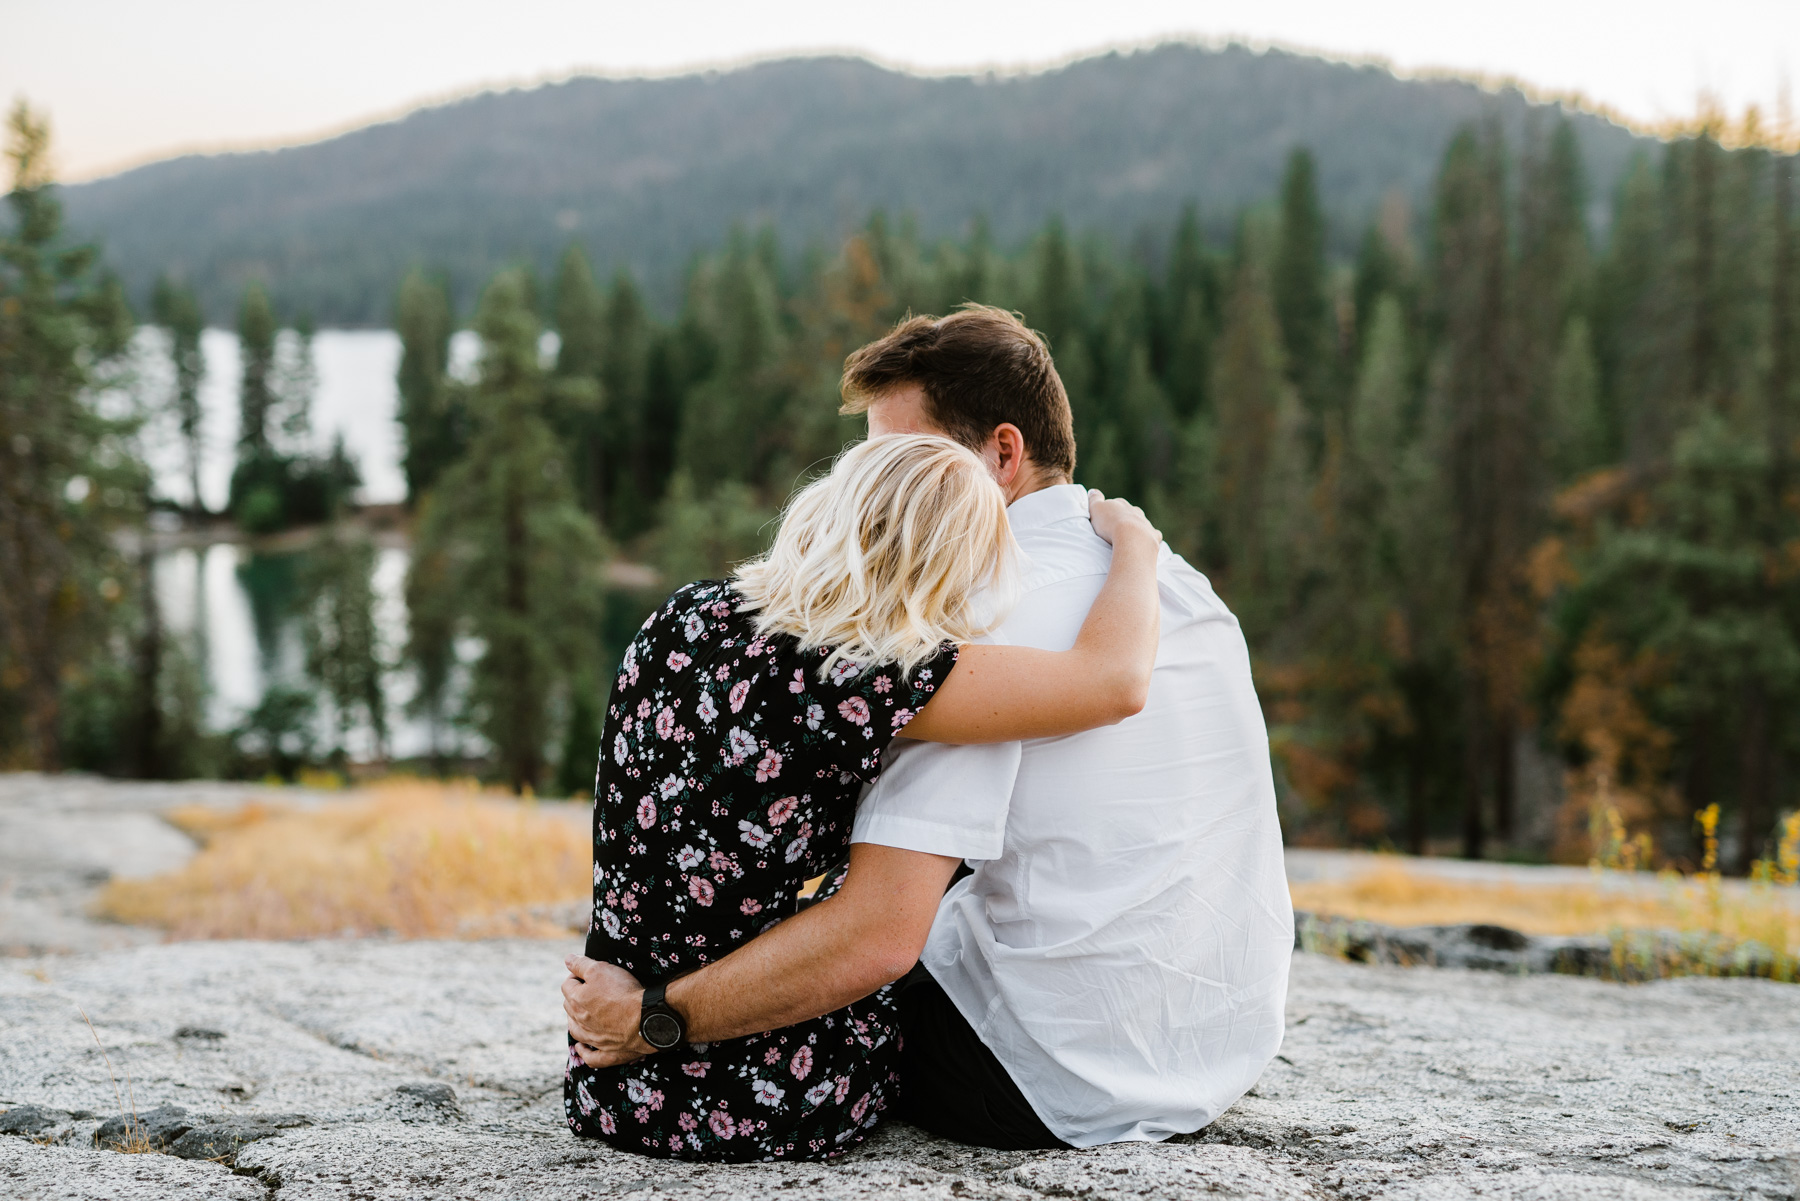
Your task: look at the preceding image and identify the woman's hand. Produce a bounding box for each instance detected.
[1088,490,1160,548]
[902,488,1163,744]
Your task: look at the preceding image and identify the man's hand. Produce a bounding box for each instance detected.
[562,954,655,1069]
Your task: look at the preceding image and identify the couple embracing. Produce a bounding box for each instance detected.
[560,306,1293,1160]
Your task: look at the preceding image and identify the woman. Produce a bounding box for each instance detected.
[565,433,1161,1162]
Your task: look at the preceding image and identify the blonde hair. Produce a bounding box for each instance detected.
[733,434,1018,679]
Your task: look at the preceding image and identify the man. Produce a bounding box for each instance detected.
[565,305,1292,1150]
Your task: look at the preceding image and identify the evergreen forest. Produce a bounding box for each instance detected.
[5,96,1799,875]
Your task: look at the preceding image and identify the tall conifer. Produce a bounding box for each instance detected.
[151,276,207,517]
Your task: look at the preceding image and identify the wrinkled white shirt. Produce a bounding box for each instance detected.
[852,483,1292,1148]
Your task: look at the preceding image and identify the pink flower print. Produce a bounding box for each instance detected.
[851,1093,870,1123]
[834,1075,851,1104]
[764,1045,783,1065]
[676,845,704,870]
[739,897,763,916]
[681,1061,711,1078]
[873,674,892,694]
[747,637,767,657]
[708,1110,736,1139]
[837,697,871,726]
[688,877,715,906]
[658,774,684,799]
[620,891,637,911]
[666,650,692,672]
[767,796,797,826]
[597,1109,615,1134]
[696,691,718,725]
[637,698,652,719]
[890,707,914,731]
[656,707,677,739]
[789,669,806,694]
[755,750,783,782]
[650,1089,665,1111]
[636,798,656,828]
[635,1107,649,1123]
[790,1046,813,1080]
[708,849,735,873]
[737,820,773,849]
[678,1111,699,1130]
[729,680,751,713]
[727,727,758,764]
[715,664,731,681]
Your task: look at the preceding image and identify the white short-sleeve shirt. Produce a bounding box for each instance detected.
[851,483,1293,1148]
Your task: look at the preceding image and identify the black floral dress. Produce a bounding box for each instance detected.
[564,580,957,1162]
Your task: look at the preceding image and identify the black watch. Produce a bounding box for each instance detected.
[639,981,686,1050]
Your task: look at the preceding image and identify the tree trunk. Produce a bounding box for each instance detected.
[503,471,537,793]
[131,543,165,779]
[1491,711,1516,846]
[1461,683,1488,860]
[1736,685,1772,876]
[1405,764,1428,856]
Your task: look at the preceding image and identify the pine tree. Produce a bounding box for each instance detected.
[551,244,607,518]
[1592,155,1663,464]
[236,282,278,456]
[299,525,387,765]
[1157,203,1219,421]
[151,276,207,517]
[675,231,786,487]
[1273,148,1334,449]
[394,267,460,504]
[406,270,604,792]
[1432,122,1536,855]
[0,100,140,769]
[599,269,658,535]
[1208,252,1306,633]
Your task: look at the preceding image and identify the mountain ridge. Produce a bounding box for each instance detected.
[58,43,1653,325]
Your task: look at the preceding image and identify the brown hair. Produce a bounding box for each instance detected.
[839,305,1076,478]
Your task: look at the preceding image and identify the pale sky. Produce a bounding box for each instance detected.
[5,0,1797,181]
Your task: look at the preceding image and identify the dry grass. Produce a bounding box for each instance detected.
[98,780,591,940]
[1292,861,1800,980]
[99,781,1798,981]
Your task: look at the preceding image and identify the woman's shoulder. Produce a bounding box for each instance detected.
[642,579,736,633]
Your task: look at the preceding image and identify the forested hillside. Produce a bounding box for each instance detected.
[60,43,1647,324]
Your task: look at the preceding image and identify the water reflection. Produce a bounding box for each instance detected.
[153,542,445,761]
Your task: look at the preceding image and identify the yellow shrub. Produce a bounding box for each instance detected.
[98,781,590,940]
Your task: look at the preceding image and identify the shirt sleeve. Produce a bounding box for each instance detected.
[804,642,959,783]
[851,737,1021,861]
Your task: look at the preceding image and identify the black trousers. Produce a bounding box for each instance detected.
[897,969,1070,1151]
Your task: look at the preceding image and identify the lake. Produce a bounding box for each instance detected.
[141,328,473,762]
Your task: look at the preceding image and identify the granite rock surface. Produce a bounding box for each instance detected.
[2,939,1795,1200]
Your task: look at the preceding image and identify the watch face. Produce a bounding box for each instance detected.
[642,1011,683,1049]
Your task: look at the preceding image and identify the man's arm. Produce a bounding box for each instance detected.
[564,842,960,1066]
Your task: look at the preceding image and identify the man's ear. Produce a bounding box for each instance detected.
[986,423,1029,491]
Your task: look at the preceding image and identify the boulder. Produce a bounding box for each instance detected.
[2,939,1795,1199]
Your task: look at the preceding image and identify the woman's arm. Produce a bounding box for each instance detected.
[901,491,1161,745]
